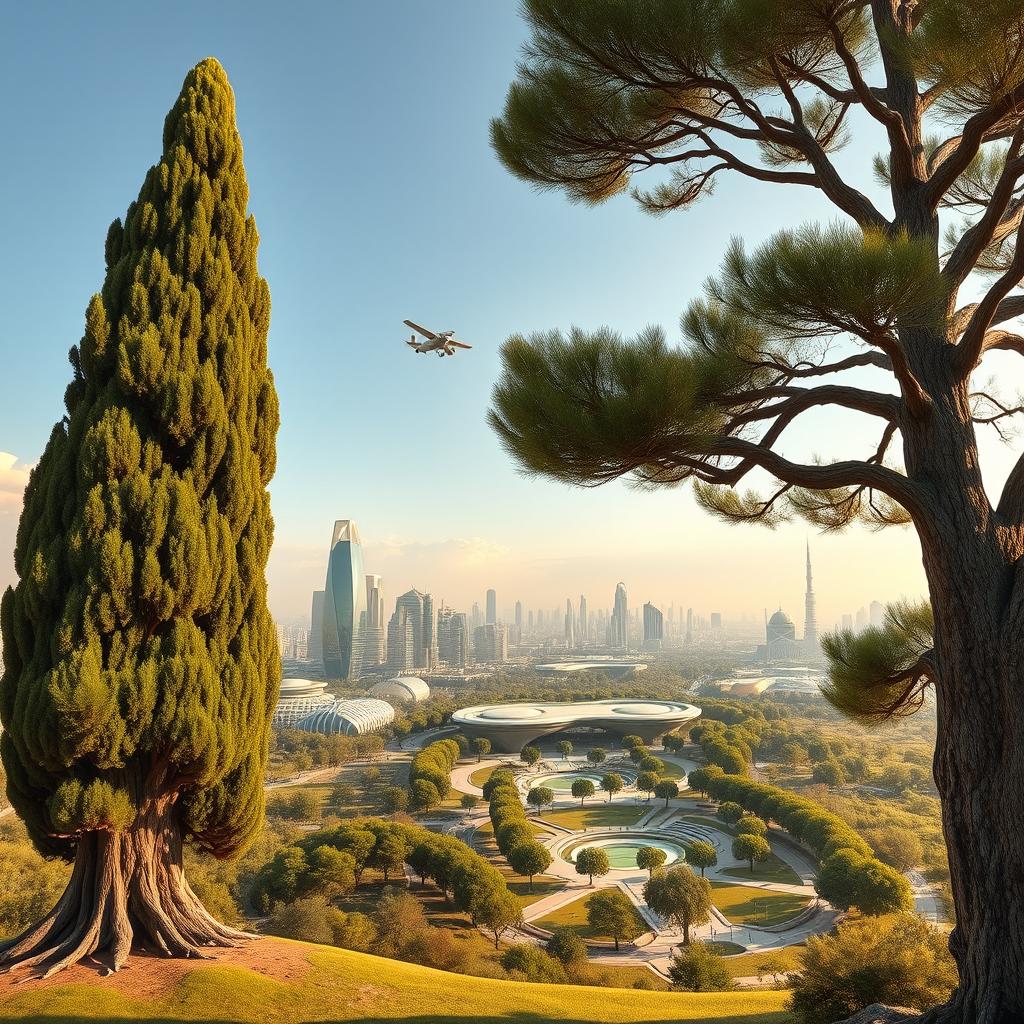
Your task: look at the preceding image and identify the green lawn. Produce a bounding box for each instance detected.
[720,944,806,980]
[543,804,646,830]
[469,764,499,788]
[0,939,793,1023]
[720,854,803,886]
[534,892,648,940]
[710,882,809,927]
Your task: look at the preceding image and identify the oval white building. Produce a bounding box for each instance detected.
[369,676,430,704]
[272,678,334,728]
[452,698,701,753]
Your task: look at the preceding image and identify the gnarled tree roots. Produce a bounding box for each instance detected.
[0,803,253,978]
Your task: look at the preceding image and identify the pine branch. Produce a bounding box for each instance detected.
[943,128,1024,288]
[957,216,1024,374]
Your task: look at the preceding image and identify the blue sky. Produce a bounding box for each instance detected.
[2,1,987,627]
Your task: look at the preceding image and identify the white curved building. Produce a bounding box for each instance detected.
[273,678,333,728]
[297,697,395,736]
[452,698,701,753]
[369,676,430,704]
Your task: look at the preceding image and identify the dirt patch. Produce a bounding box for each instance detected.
[0,936,311,1001]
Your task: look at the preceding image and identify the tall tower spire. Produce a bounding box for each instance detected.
[804,541,818,650]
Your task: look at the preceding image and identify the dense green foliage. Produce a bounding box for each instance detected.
[586,888,643,950]
[408,737,459,804]
[699,767,912,914]
[790,914,957,1023]
[732,834,772,873]
[486,767,554,897]
[0,56,279,859]
[684,839,718,877]
[574,847,610,884]
[634,845,666,877]
[253,818,511,921]
[643,865,712,945]
[669,943,734,993]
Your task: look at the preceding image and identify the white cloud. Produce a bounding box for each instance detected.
[0,453,31,514]
[0,452,32,594]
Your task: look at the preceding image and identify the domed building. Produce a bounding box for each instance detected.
[297,697,395,736]
[272,678,333,728]
[369,676,430,704]
[754,545,824,665]
[763,609,799,662]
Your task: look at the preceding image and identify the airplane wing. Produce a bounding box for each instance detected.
[403,319,438,340]
[448,341,472,349]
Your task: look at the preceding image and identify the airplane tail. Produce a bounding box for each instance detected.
[406,335,418,348]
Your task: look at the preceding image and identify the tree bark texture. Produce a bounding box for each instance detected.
[0,797,251,978]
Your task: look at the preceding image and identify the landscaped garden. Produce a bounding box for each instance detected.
[709,882,809,928]
[534,892,648,940]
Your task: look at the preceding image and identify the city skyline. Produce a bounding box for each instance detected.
[269,519,918,639]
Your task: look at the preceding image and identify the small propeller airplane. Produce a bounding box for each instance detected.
[403,320,473,357]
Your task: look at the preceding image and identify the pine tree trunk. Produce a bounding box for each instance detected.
[902,375,1024,1023]
[0,796,251,977]
[922,597,1024,1023]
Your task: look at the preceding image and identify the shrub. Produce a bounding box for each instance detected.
[790,914,956,1023]
[501,943,567,982]
[547,926,588,964]
[816,849,913,915]
[735,814,767,838]
[668,942,734,991]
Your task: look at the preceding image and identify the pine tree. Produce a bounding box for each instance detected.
[0,57,279,976]
[490,3,1024,1019]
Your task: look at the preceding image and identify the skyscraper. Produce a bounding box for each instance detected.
[486,588,497,625]
[564,597,576,649]
[322,520,367,680]
[686,607,694,644]
[362,574,386,668]
[438,606,470,667]
[870,600,885,628]
[643,602,663,650]
[471,602,482,630]
[578,595,588,643]
[387,606,415,672]
[803,542,818,649]
[473,622,507,663]
[309,590,325,666]
[392,589,435,669]
[514,601,523,630]
[609,582,629,649]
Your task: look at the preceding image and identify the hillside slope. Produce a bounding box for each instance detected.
[0,938,792,1023]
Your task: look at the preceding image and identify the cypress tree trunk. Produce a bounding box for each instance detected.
[1,788,249,977]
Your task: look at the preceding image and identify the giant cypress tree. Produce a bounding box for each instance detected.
[0,58,279,975]
[490,3,1024,1021]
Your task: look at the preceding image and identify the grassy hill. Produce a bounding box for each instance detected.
[0,938,793,1024]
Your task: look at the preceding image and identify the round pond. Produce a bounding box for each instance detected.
[529,771,605,793]
[565,835,686,870]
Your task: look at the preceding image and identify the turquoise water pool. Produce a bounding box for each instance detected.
[567,836,685,869]
[529,772,604,793]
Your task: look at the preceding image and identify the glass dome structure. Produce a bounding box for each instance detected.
[297,697,395,736]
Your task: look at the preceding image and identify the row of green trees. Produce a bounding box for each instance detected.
[486,769,553,892]
[252,817,522,948]
[691,766,911,915]
[407,737,461,811]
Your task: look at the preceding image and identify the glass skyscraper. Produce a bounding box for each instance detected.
[321,520,367,680]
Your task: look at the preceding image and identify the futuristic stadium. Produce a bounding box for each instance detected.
[451,698,701,753]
